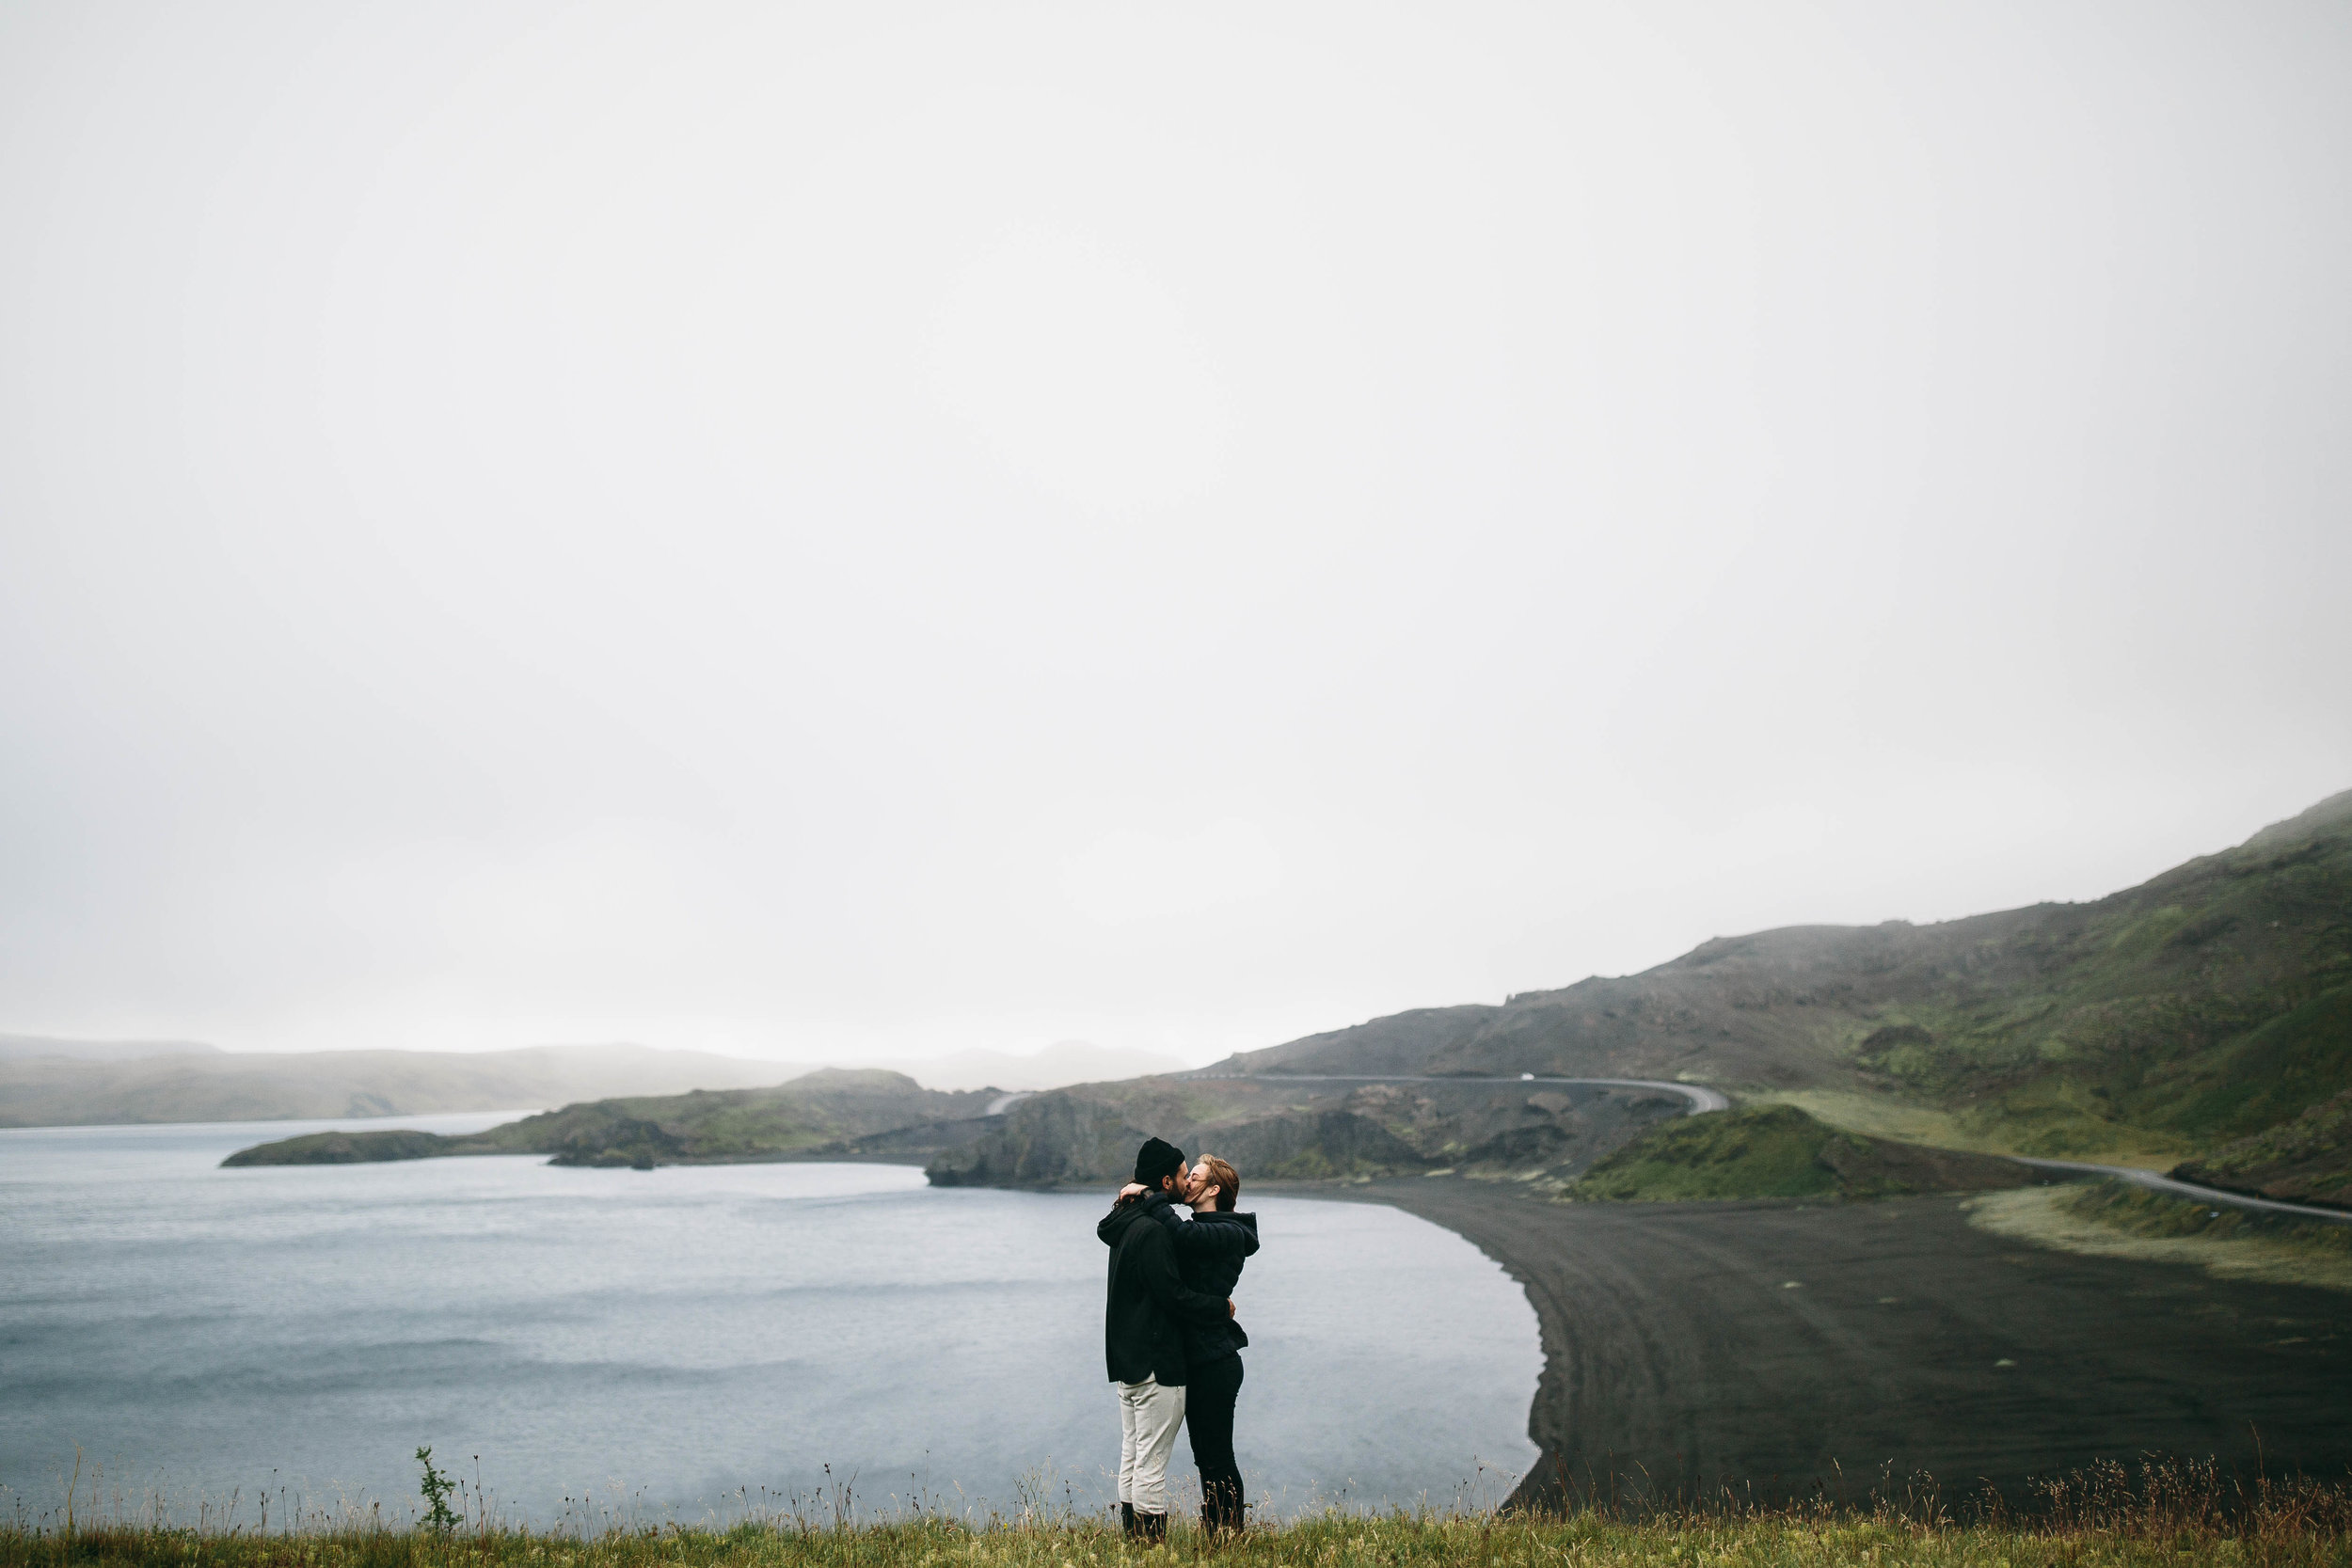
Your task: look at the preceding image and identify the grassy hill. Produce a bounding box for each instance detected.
[223,1070,996,1168]
[1206,790,2352,1167]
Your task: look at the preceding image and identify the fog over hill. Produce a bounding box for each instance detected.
[1206,788,2352,1164]
[217,789,2352,1207]
[876,1040,1185,1091]
[0,1043,805,1129]
[0,1037,1186,1129]
[0,1035,222,1062]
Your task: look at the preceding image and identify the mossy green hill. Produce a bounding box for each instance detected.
[1565,1105,2034,1202]
[1205,789,2352,1172]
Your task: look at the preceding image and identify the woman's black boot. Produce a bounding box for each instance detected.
[1120,1502,1136,1538]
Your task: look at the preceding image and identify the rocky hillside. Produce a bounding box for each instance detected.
[924,1075,1689,1188]
[1207,790,2352,1162]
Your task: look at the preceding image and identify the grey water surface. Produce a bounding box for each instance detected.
[1,1117,1537,1526]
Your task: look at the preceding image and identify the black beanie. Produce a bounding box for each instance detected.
[1133,1136,1185,1187]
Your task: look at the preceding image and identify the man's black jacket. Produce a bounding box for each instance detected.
[1098,1197,1234,1386]
[1136,1193,1259,1368]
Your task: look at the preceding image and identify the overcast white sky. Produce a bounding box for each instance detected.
[3,1,2347,1065]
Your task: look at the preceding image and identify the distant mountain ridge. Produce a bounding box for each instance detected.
[0,1037,1193,1128]
[0,1035,222,1062]
[0,1043,806,1128]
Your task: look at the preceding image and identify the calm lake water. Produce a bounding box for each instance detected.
[0,1117,1538,1528]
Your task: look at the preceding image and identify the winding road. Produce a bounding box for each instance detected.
[2015,1154,2352,1227]
[1201,1071,2349,1226]
[1191,1072,1733,1115]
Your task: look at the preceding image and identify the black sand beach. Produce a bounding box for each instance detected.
[1314,1180,2352,1511]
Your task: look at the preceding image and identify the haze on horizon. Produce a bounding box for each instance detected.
[3,1,2347,1067]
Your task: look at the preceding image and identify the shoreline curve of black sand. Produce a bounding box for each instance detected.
[1292,1179,2351,1513]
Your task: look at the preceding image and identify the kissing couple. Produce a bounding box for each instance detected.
[1098,1137,1259,1542]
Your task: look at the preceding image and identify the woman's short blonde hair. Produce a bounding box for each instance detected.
[1196,1154,1240,1211]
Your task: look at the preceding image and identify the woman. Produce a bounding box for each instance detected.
[1120,1153,1257,1534]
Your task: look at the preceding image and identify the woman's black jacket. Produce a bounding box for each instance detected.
[1136,1192,1259,1367]
[1096,1198,1233,1386]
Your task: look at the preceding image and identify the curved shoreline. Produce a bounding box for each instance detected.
[1298,1178,2352,1511]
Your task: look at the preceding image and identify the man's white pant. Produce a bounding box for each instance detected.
[1116,1376,1187,1514]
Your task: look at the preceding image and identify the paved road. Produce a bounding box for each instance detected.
[2018,1155,2352,1227]
[1194,1072,1733,1115]
[1206,1073,2348,1226]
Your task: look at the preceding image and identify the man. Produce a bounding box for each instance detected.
[1097,1136,1233,1542]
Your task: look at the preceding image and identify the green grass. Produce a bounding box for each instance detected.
[16,1479,2352,1568]
[1963,1180,2352,1293]
[1565,1107,2038,1204]
[1742,1094,1977,1152]
[2055,1179,2352,1253]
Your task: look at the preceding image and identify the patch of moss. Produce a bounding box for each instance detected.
[1570,1105,1844,1200]
[1567,1105,2032,1203]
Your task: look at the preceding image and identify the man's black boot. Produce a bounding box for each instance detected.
[1120,1502,1136,1538]
[1136,1511,1168,1544]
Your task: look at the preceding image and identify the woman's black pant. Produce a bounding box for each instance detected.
[1186,1354,1246,1530]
